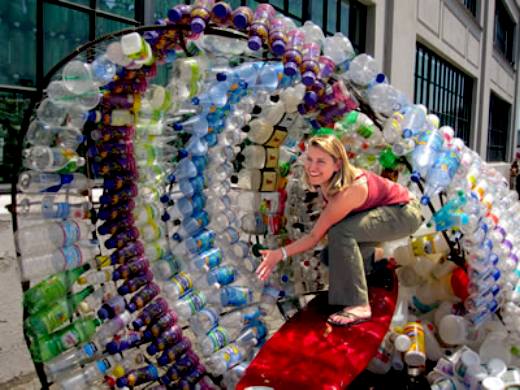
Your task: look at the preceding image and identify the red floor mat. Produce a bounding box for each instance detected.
[237,273,398,390]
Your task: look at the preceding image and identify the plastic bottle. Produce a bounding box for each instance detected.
[156,337,192,366]
[438,314,481,346]
[146,325,183,355]
[17,197,90,220]
[20,243,97,281]
[127,283,161,313]
[30,317,100,362]
[163,194,205,221]
[26,120,85,149]
[232,6,253,30]
[22,146,85,173]
[199,325,242,356]
[25,286,94,335]
[43,341,101,381]
[247,3,275,51]
[421,147,462,204]
[205,338,256,375]
[24,264,91,314]
[143,311,178,341]
[409,128,444,180]
[132,298,169,330]
[403,322,426,367]
[17,171,92,193]
[345,54,379,87]
[117,364,159,388]
[172,290,207,321]
[46,80,101,110]
[94,312,131,345]
[268,17,289,56]
[323,32,354,68]
[283,29,305,76]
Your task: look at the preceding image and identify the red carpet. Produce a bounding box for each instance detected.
[237,273,398,390]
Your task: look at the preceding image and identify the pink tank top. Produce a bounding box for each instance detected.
[350,170,410,213]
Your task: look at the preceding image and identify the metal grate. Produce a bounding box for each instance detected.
[487,93,511,162]
[494,0,516,65]
[414,43,473,145]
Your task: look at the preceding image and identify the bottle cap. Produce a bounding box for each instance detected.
[212,2,229,18]
[146,343,158,355]
[302,71,316,86]
[191,17,206,33]
[116,377,128,388]
[248,36,263,51]
[216,72,227,81]
[241,125,250,133]
[284,62,299,76]
[132,318,144,330]
[157,352,169,366]
[106,340,120,354]
[161,212,170,222]
[97,307,110,320]
[233,13,249,29]
[167,7,183,22]
[117,284,130,295]
[304,91,318,106]
[127,303,137,313]
[271,40,285,56]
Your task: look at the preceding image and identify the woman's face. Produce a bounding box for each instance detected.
[304,145,340,187]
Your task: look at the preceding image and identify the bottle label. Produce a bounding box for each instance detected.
[201,250,222,269]
[207,327,229,351]
[60,329,80,348]
[222,227,239,245]
[61,220,82,246]
[222,286,252,306]
[209,266,236,286]
[221,344,242,369]
[61,245,83,269]
[265,127,287,148]
[243,306,262,323]
[147,241,167,261]
[186,291,206,314]
[171,272,193,296]
[264,147,279,169]
[259,171,277,192]
[43,201,70,219]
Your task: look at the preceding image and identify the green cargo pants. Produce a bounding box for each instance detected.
[320,199,423,306]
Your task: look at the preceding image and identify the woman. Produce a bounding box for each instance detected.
[256,134,423,326]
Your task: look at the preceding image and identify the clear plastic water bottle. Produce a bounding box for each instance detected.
[22,146,85,173]
[26,120,85,149]
[16,219,93,255]
[409,128,444,179]
[205,338,256,375]
[16,197,90,220]
[345,54,379,87]
[21,243,97,281]
[323,32,354,68]
[421,147,462,204]
[46,80,101,110]
[43,341,101,381]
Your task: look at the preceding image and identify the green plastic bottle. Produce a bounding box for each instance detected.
[24,264,91,315]
[25,285,94,336]
[30,317,100,362]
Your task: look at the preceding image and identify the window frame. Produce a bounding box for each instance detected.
[413,43,474,146]
[487,92,511,162]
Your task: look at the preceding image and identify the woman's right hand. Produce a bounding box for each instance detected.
[256,249,283,281]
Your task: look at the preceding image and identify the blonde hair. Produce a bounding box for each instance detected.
[303,135,356,197]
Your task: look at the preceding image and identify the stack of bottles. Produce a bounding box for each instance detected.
[15,1,520,388]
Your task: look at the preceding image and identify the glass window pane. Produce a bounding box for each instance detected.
[2,1,36,86]
[340,1,349,35]
[44,4,89,76]
[311,0,323,26]
[289,0,302,19]
[67,0,91,5]
[0,91,31,184]
[98,0,135,20]
[96,17,133,37]
[327,0,336,33]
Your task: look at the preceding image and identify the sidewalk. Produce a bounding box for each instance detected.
[0,197,39,389]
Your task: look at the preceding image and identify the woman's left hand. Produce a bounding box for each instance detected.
[256,249,283,281]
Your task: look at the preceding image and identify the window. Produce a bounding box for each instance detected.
[463,0,477,17]
[414,44,473,145]
[487,93,511,162]
[494,0,516,65]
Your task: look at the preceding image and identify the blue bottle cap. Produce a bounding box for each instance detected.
[271,40,285,56]
[216,72,227,81]
[248,36,263,51]
[191,97,200,105]
[191,17,206,33]
[116,376,128,388]
[146,343,158,355]
[375,73,387,83]
[173,123,183,131]
[161,212,170,222]
[97,307,109,320]
[301,71,316,86]
[112,270,121,281]
[157,352,169,366]
[160,194,170,204]
[420,195,429,205]
[167,8,182,22]
[82,342,98,357]
[410,171,421,183]
[106,340,119,354]
[143,329,153,341]
[127,303,137,313]
[284,61,299,76]
[233,13,249,29]
[132,318,144,330]
[117,285,130,295]
[160,374,171,385]
[212,2,229,18]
